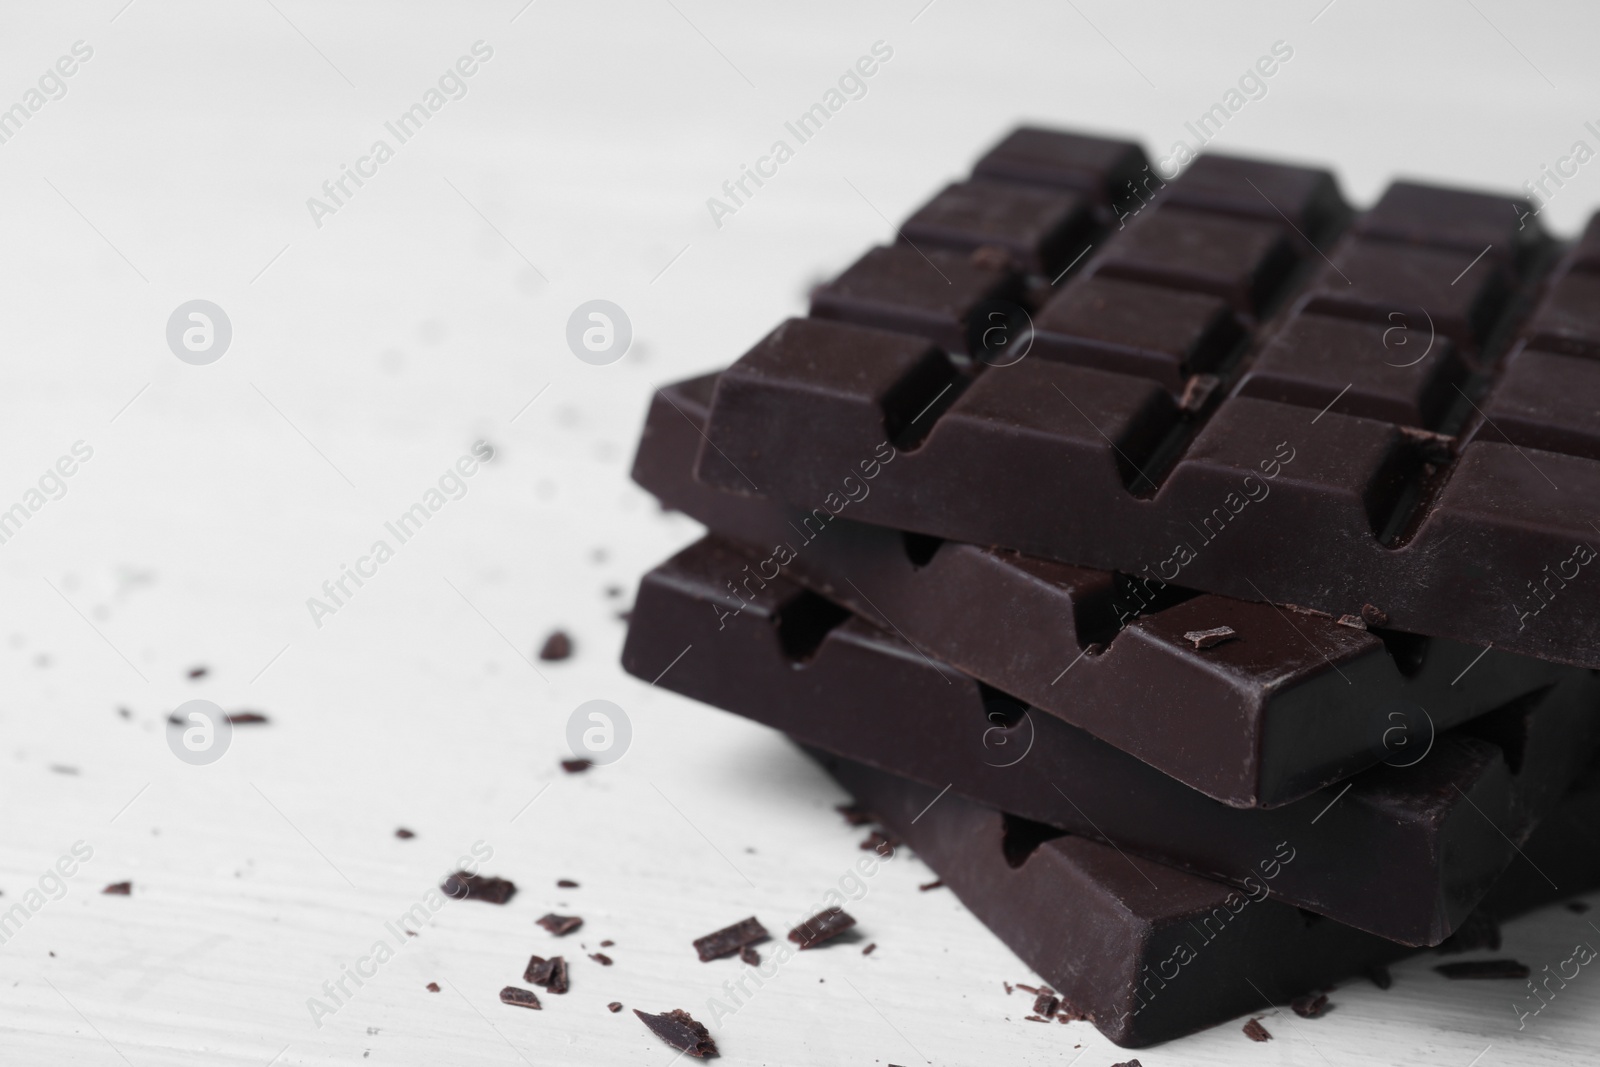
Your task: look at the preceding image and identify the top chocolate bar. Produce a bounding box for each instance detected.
[697,127,1600,668]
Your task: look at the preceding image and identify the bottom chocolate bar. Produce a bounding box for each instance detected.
[817,751,1600,1047]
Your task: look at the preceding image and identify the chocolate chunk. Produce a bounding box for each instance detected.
[1242,1018,1273,1042]
[693,916,770,962]
[607,1001,623,1013]
[1290,993,1329,1018]
[560,758,592,773]
[589,952,613,966]
[788,908,857,949]
[538,631,573,661]
[1032,990,1059,1017]
[556,879,579,888]
[739,945,759,966]
[440,871,516,904]
[523,955,569,993]
[101,882,131,896]
[1434,959,1531,979]
[1182,626,1236,650]
[425,982,440,992]
[499,986,541,1009]
[394,828,415,839]
[633,1008,717,1058]
[536,913,582,936]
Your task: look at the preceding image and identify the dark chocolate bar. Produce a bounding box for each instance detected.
[633,373,1571,809]
[818,750,1600,1047]
[694,128,1600,670]
[620,536,1600,945]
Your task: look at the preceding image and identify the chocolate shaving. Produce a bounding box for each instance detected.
[633,1008,717,1058]
[1434,959,1530,979]
[561,758,592,773]
[499,986,541,1009]
[1182,626,1236,650]
[693,916,770,962]
[1291,993,1329,1018]
[918,879,944,891]
[440,871,517,904]
[227,711,269,724]
[1033,990,1059,1018]
[101,882,131,896]
[538,631,573,661]
[788,908,857,949]
[1242,1017,1272,1042]
[523,955,569,993]
[537,913,582,936]
[590,952,613,966]
[557,879,579,888]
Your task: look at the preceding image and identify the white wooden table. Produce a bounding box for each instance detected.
[1,1,1596,1063]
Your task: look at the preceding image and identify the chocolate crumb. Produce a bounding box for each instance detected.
[1361,603,1389,626]
[1003,981,1013,994]
[440,871,517,904]
[101,882,131,896]
[600,939,615,947]
[788,908,856,949]
[1014,984,1044,996]
[862,943,877,956]
[538,631,574,662]
[537,913,583,936]
[557,879,579,888]
[633,1008,717,1058]
[1568,901,1591,913]
[425,982,440,992]
[1182,626,1236,650]
[1291,993,1329,1018]
[1033,990,1059,1018]
[590,952,613,966]
[969,244,1012,270]
[918,879,944,891]
[1285,603,1334,619]
[835,803,873,826]
[499,986,541,1010]
[1109,1060,1144,1067]
[561,758,592,774]
[188,666,207,679]
[1363,964,1392,990]
[1178,373,1221,412]
[1434,959,1530,979]
[117,707,131,719]
[1242,1017,1272,1042]
[1024,1014,1049,1023]
[694,916,770,962]
[607,1001,623,1013]
[1335,614,1367,630]
[394,828,415,839]
[739,944,760,966]
[227,711,269,725]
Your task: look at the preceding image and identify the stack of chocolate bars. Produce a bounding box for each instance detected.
[621,126,1600,1047]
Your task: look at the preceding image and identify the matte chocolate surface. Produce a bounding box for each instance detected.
[694,128,1600,669]
[620,536,1600,945]
[818,752,1600,1047]
[633,373,1571,809]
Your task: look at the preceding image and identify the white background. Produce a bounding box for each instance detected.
[0,1,1597,1063]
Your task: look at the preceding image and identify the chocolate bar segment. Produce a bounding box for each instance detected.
[621,536,1600,945]
[972,126,1150,207]
[819,751,1600,1047]
[1094,205,1300,314]
[636,373,1570,809]
[900,179,1096,274]
[809,244,1021,354]
[697,135,1600,667]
